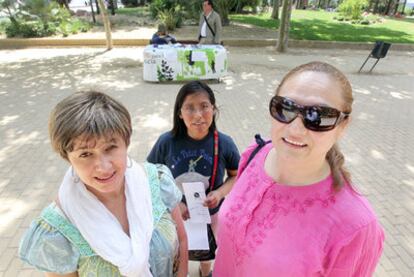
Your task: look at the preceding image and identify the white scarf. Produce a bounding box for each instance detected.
[58,160,153,277]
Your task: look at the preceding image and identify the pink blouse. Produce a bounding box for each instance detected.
[214,143,384,277]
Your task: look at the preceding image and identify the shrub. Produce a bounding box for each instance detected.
[121,0,139,7]
[338,0,368,20]
[5,20,52,37]
[4,22,19,37]
[149,0,170,18]
[360,19,370,24]
[1,0,91,37]
[0,20,8,35]
[149,0,200,21]
[158,5,183,30]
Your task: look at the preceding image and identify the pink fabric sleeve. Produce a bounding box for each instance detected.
[324,220,385,277]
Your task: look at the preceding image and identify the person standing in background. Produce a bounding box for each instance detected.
[198,0,222,44]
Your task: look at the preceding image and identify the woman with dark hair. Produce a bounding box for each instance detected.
[213,62,384,276]
[147,81,240,277]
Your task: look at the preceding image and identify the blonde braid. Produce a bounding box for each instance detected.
[326,144,351,191]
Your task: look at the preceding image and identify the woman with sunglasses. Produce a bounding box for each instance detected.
[213,62,384,276]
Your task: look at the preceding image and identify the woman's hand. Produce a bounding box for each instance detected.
[204,190,223,209]
[178,202,190,220]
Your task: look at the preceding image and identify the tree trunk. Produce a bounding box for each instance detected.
[394,0,400,13]
[6,6,19,26]
[95,0,100,14]
[97,0,113,50]
[401,0,407,14]
[276,0,292,52]
[56,0,70,9]
[368,0,374,11]
[271,0,279,19]
[373,0,380,13]
[235,0,242,13]
[90,0,96,23]
[108,0,116,15]
[385,0,394,14]
[215,0,237,26]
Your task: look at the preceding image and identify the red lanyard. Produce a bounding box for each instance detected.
[209,130,219,191]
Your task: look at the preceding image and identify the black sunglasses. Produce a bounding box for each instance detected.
[269,96,350,132]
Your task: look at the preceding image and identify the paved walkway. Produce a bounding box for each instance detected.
[0,46,413,276]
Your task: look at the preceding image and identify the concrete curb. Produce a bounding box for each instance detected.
[0,38,150,48]
[224,39,414,51]
[1,37,413,51]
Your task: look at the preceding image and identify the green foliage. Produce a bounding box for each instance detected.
[0,21,6,34]
[5,20,53,37]
[338,0,368,20]
[215,0,238,25]
[230,10,414,43]
[149,0,200,21]
[1,0,91,37]
[181,0,202,21]
[157,5,183,30]
[149,0,173,18]
[117,6,150,16]
[121,0,139,7]
[234,0,261,13]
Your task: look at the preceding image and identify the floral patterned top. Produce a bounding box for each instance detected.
[213,143,384,277]
[19,163,182,277]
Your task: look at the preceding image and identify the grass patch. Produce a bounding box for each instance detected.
[230,10,414,43]
[0,18,10,35]
[117,6,150,17]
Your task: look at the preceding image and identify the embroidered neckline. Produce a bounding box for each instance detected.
[41,204,95,257]
[223,143,337,266]
[144,162,167,224]
[255,143,333,192]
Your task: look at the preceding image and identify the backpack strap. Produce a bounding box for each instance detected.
[239,134,271,176]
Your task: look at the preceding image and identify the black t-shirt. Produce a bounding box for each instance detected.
[147,130,240,214]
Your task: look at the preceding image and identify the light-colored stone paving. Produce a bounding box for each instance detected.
[0,46,413,276]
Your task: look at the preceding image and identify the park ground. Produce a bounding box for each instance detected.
[0,45,414,276]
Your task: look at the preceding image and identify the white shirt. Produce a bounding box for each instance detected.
[201,11,212,37]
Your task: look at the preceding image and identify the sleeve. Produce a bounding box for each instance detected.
[151,34,167,45]
[168,35,177,44]
[147,135,167,165]
[214,12,222,44]
[150,34,156,44]
[19,219,80,274]
[156,163,183,212]
[198,14,203,39]
[324,220,385,277]
[223,135,240,171]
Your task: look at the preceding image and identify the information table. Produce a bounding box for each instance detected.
[143,44,227,82]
